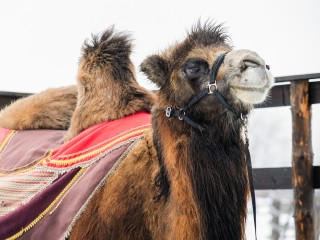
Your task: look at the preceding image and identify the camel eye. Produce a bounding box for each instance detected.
[183,59,209,80]
[186,67,200,74]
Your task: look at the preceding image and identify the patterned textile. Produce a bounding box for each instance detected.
[0,112,151,240]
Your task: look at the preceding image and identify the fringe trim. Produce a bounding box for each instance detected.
[42,127,149,167]
[57,124,150,158]
[38,136,142,173]
[61,138,141,239]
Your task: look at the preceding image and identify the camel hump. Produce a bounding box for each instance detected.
[80,26,133,82]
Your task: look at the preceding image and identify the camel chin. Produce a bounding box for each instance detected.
[230,86,270,104]
[233,68,274,104]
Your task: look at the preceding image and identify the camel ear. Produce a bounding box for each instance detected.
[140,55,168,87]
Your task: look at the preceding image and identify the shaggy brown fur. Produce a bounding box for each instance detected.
[65,27,154,140]
[0,86,77,130]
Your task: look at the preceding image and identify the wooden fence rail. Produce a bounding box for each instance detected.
[1,72,320,239]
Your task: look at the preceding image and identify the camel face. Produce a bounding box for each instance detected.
[142,31,273,118]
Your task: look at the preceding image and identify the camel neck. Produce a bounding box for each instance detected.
[189,127,248,240]
[152,110,248,240]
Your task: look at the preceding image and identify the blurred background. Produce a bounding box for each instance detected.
[0,0,319,239]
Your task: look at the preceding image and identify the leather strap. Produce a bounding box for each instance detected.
[245,138,257,240]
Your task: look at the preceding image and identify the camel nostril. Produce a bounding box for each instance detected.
[240,60,260,73]
[266,65,270,70]
[244,60,260,67]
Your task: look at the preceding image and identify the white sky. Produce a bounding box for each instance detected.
[0,0,319,93]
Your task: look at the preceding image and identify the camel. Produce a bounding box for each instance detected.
[0,23,273,239]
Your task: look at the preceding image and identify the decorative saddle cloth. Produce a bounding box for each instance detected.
[0,112,151,240]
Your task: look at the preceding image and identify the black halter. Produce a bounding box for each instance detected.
[165,52,247,132]
[165,52,257,240]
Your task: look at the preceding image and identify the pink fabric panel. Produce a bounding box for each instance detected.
[21,144,130,239]
[0,130,65,171]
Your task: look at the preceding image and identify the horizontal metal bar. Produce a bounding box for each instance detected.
[254,80,320,108]
[275,73,320,83]
[253,166,320,190]
[0,92,32,109]
[0,91,31,98]
[253,167,292,190]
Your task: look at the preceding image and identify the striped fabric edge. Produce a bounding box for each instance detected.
[6,168,87,240]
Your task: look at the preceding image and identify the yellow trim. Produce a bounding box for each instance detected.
[7,168,86,240]
[0,126,150,173]
[44,127,149,167]
[58,124,151,158]
[0,130,15,153]
[0,150,54,176]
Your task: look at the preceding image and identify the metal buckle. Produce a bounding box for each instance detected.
[165,107,172,117]
[240,113,248,121]
[178,109,185,120]
[207,82,217,94]
[242,114,249,140]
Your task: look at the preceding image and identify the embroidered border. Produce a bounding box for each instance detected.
[56,124,150,159]
[0,150,54,176]
[7,168,87,240]
[61,139,139,239]
[41,126,150,168]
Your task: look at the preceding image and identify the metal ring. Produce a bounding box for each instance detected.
[207,82,217,94]
[240,113,248,121]
[165,107,172,117]
[178,109,185,120]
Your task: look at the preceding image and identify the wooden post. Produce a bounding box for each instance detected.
[290,80,315,240]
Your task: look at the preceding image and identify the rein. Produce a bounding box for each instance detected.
[165,52,257,239]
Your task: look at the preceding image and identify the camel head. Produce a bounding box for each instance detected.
[141,22,274,127]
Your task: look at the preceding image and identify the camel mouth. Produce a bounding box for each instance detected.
[227,63,274,103]
[230,85,271,104]
[230,85,269,93]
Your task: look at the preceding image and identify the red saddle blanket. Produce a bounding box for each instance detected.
[0,112,151,240]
